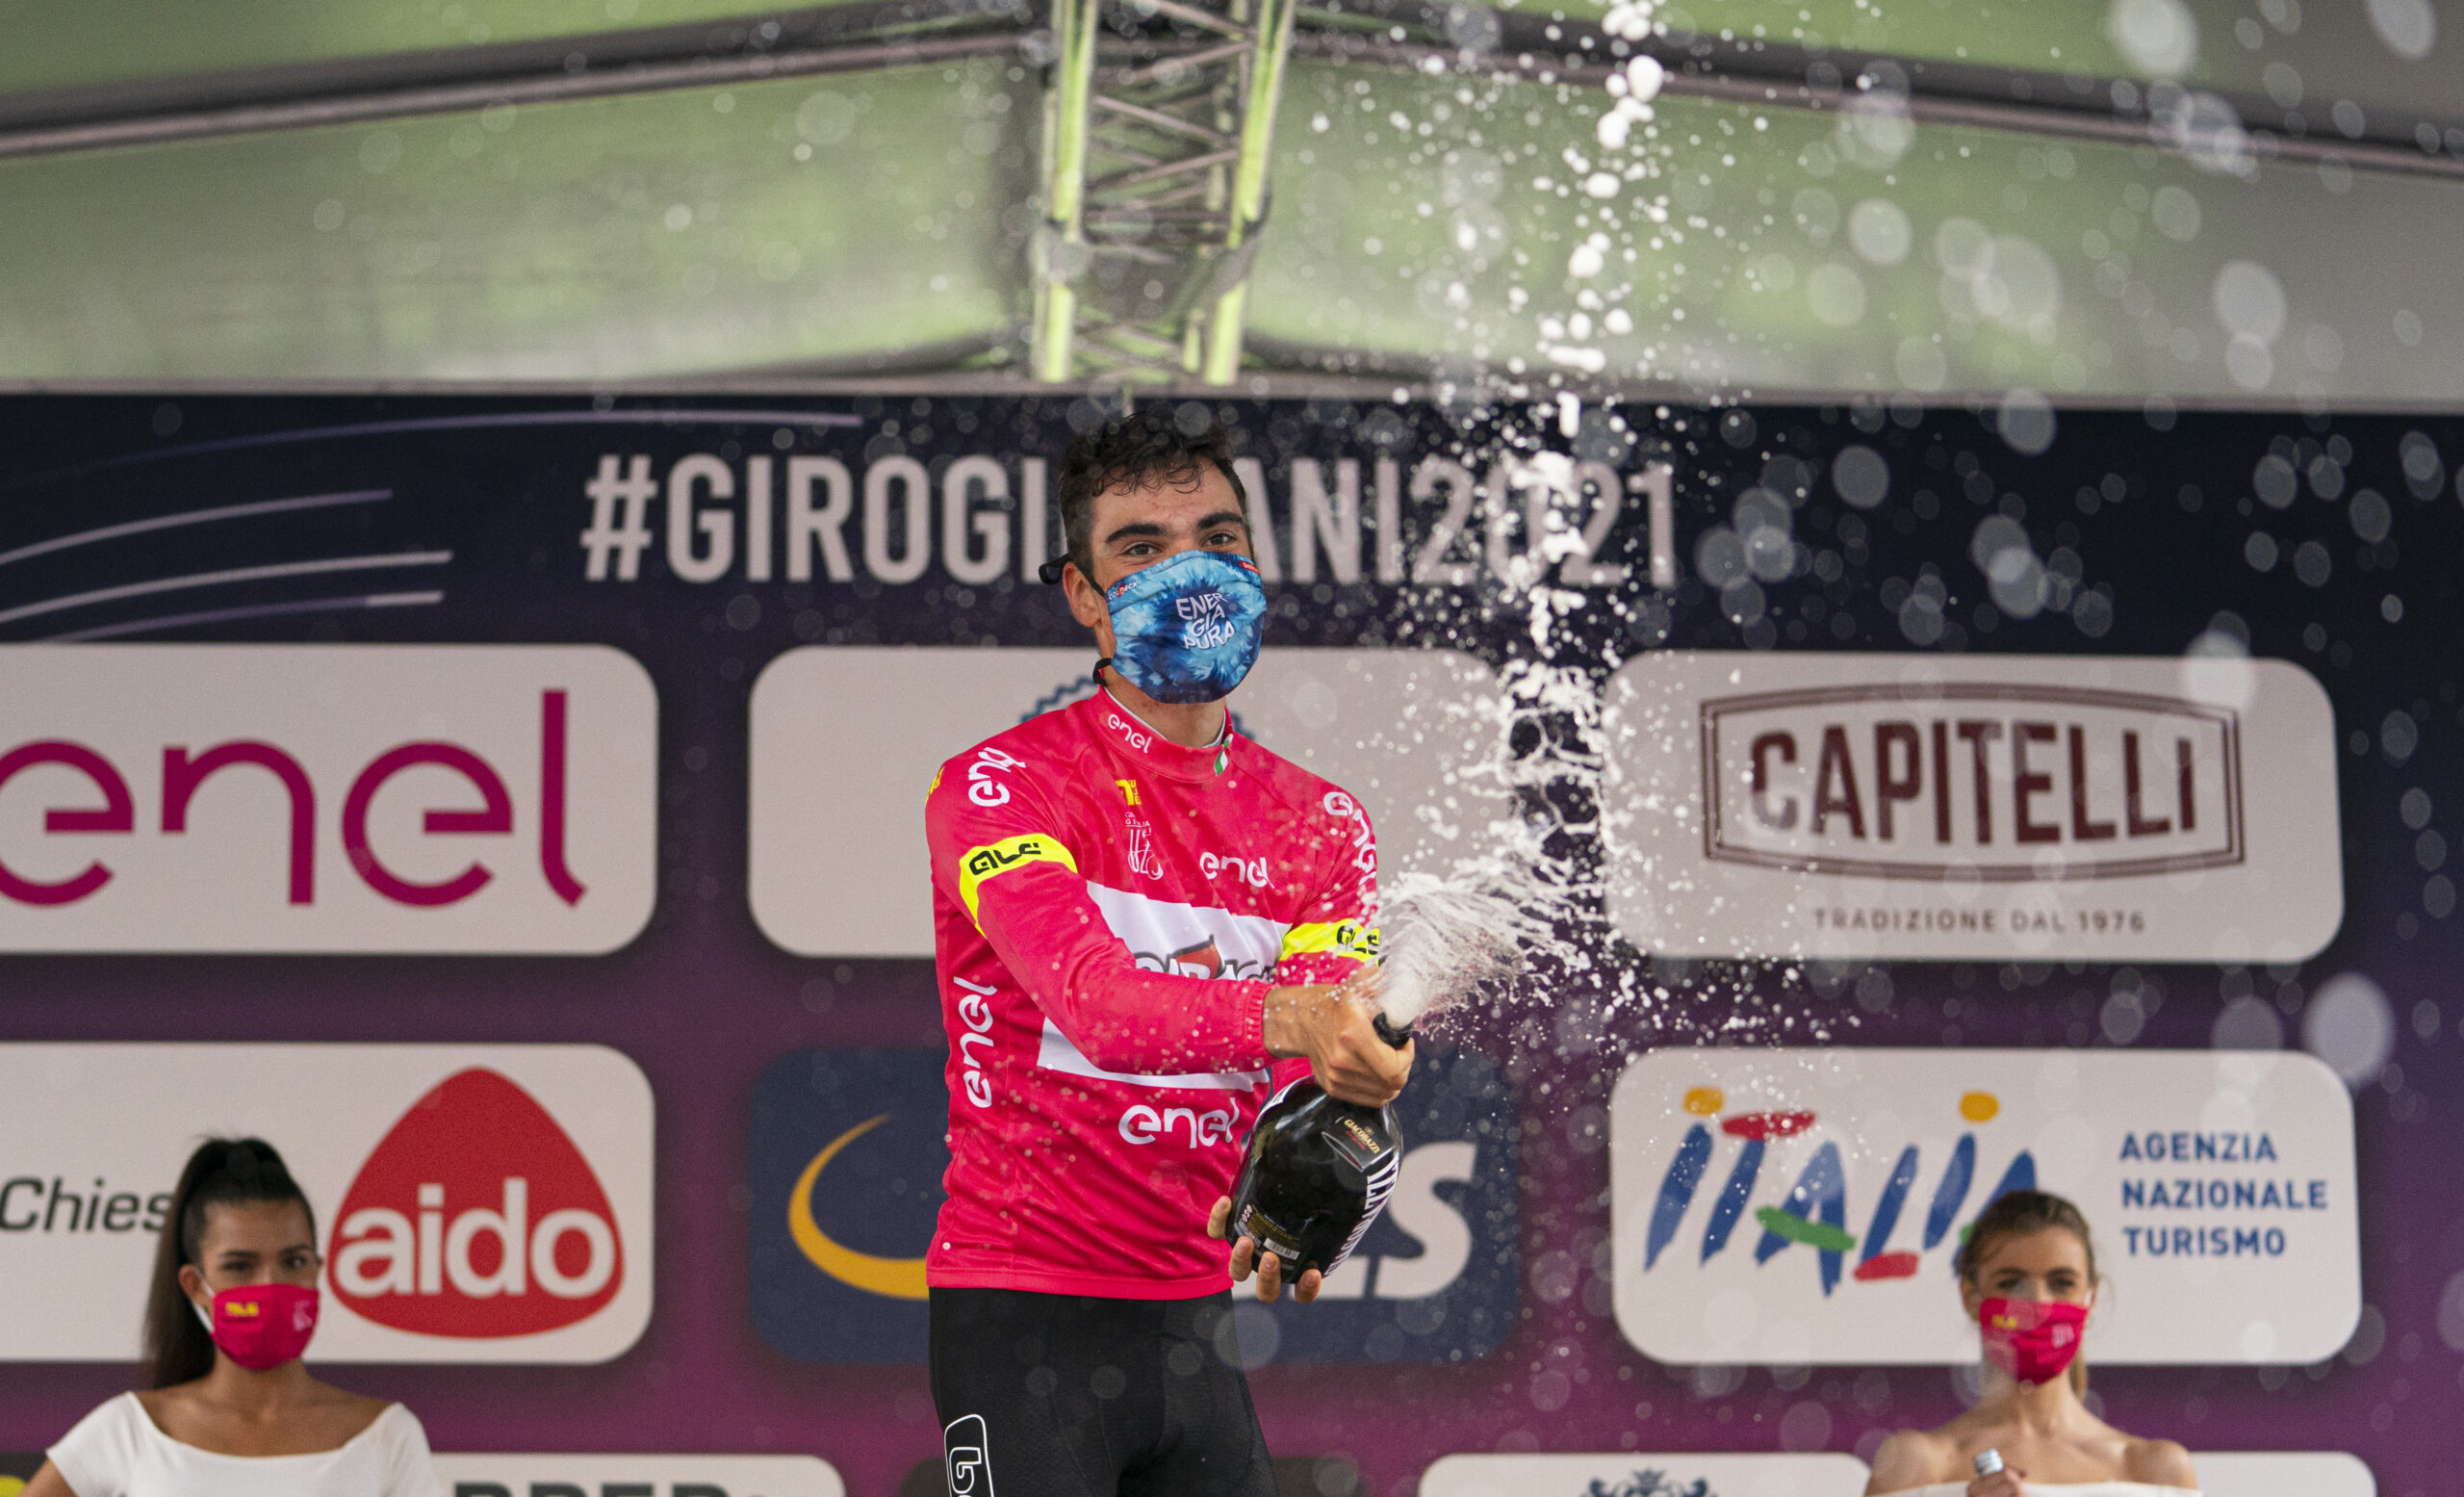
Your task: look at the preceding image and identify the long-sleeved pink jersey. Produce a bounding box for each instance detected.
[923,687,1379,1298]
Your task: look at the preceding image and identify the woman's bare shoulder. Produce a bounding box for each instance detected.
[304,1381,398,1439]
[1863,1428,1963,1493]
[2120,1435,2197,1487]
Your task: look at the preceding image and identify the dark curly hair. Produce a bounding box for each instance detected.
[1049,405,1249,585]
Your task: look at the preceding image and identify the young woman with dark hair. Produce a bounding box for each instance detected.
[1864,1190,2198,1497]
[26,1138,442,1497]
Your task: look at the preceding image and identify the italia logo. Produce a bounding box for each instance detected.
[1640,1084,2035,1297]
[327,1068,624,1337]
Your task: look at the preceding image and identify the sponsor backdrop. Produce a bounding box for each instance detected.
[0,396,2453,1497]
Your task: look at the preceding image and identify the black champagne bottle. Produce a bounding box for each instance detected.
[1225,1014,1413,1278]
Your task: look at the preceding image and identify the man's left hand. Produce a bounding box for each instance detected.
[1207,1196,1321,1303]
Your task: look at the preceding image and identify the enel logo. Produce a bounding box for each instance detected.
[0,691,586,911]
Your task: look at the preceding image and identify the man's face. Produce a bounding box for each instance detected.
[1063,462,1253,651]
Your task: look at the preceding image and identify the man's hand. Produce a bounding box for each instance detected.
[1261,968,1412,1106]
[1208,1196,1322,1303]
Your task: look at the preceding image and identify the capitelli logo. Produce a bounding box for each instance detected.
[328,1068,625,1338]
[1603,653,2341,963]
[1700,684,2241,882]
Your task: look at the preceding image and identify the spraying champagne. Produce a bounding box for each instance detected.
[1227,870,1544,1282]
[1224,1011,1415,1279]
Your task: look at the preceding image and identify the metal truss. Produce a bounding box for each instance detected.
[1029,0,1300,386]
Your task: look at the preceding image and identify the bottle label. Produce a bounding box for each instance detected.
[1325,1114,1395,1174]
[1238,1202,1303,1263]
[1322,1148,1401,1273]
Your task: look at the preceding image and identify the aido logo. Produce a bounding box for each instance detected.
[329,1069,624,1338]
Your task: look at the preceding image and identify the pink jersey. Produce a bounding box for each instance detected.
[923,688,1379,1299]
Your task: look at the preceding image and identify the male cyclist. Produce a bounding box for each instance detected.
[923,407,1409,1496]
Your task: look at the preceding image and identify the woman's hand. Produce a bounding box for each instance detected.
[1966,1467,2025,1497]
[1207,1196,1322,1303]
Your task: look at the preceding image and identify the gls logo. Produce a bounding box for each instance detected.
[330,1069,625,1338]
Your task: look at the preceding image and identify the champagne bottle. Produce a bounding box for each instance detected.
[1225,1014,1414,1279]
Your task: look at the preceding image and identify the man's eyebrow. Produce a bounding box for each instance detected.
[1195,509,1249,532]
[1102,520,1168,547]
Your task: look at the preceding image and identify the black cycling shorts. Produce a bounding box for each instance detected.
[929,1286,1276,1497]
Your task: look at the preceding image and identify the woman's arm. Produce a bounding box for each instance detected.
[23,1460,83,1497]
[1862,1431,1952,1495]
[2125,1436,2198,1489]
[376,1403,450,1497]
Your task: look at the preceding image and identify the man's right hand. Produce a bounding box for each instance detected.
[1262,968,1411,1106]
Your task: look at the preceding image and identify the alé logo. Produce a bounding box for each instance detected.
[329,1069,624,1337]
[1640,1083,2033,1296]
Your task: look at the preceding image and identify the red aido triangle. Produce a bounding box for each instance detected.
[327,1067,624,1338]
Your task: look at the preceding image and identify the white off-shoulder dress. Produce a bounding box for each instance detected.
[46,1392,445,1497]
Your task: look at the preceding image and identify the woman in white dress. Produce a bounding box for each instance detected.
[26,1138,443,1497]
[1863,1190,2198,1497]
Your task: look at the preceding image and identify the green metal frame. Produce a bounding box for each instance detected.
[1028,0,1301,386]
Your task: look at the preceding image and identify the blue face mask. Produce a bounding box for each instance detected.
[1101,549,1268,706]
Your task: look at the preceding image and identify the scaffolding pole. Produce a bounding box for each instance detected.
[1028,0,1298,386]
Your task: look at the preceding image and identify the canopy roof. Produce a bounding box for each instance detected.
[2,0,2456,402]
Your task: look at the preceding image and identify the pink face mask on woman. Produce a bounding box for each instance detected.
[1979,1295,2086,1384]
[197,1283,321,1370]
